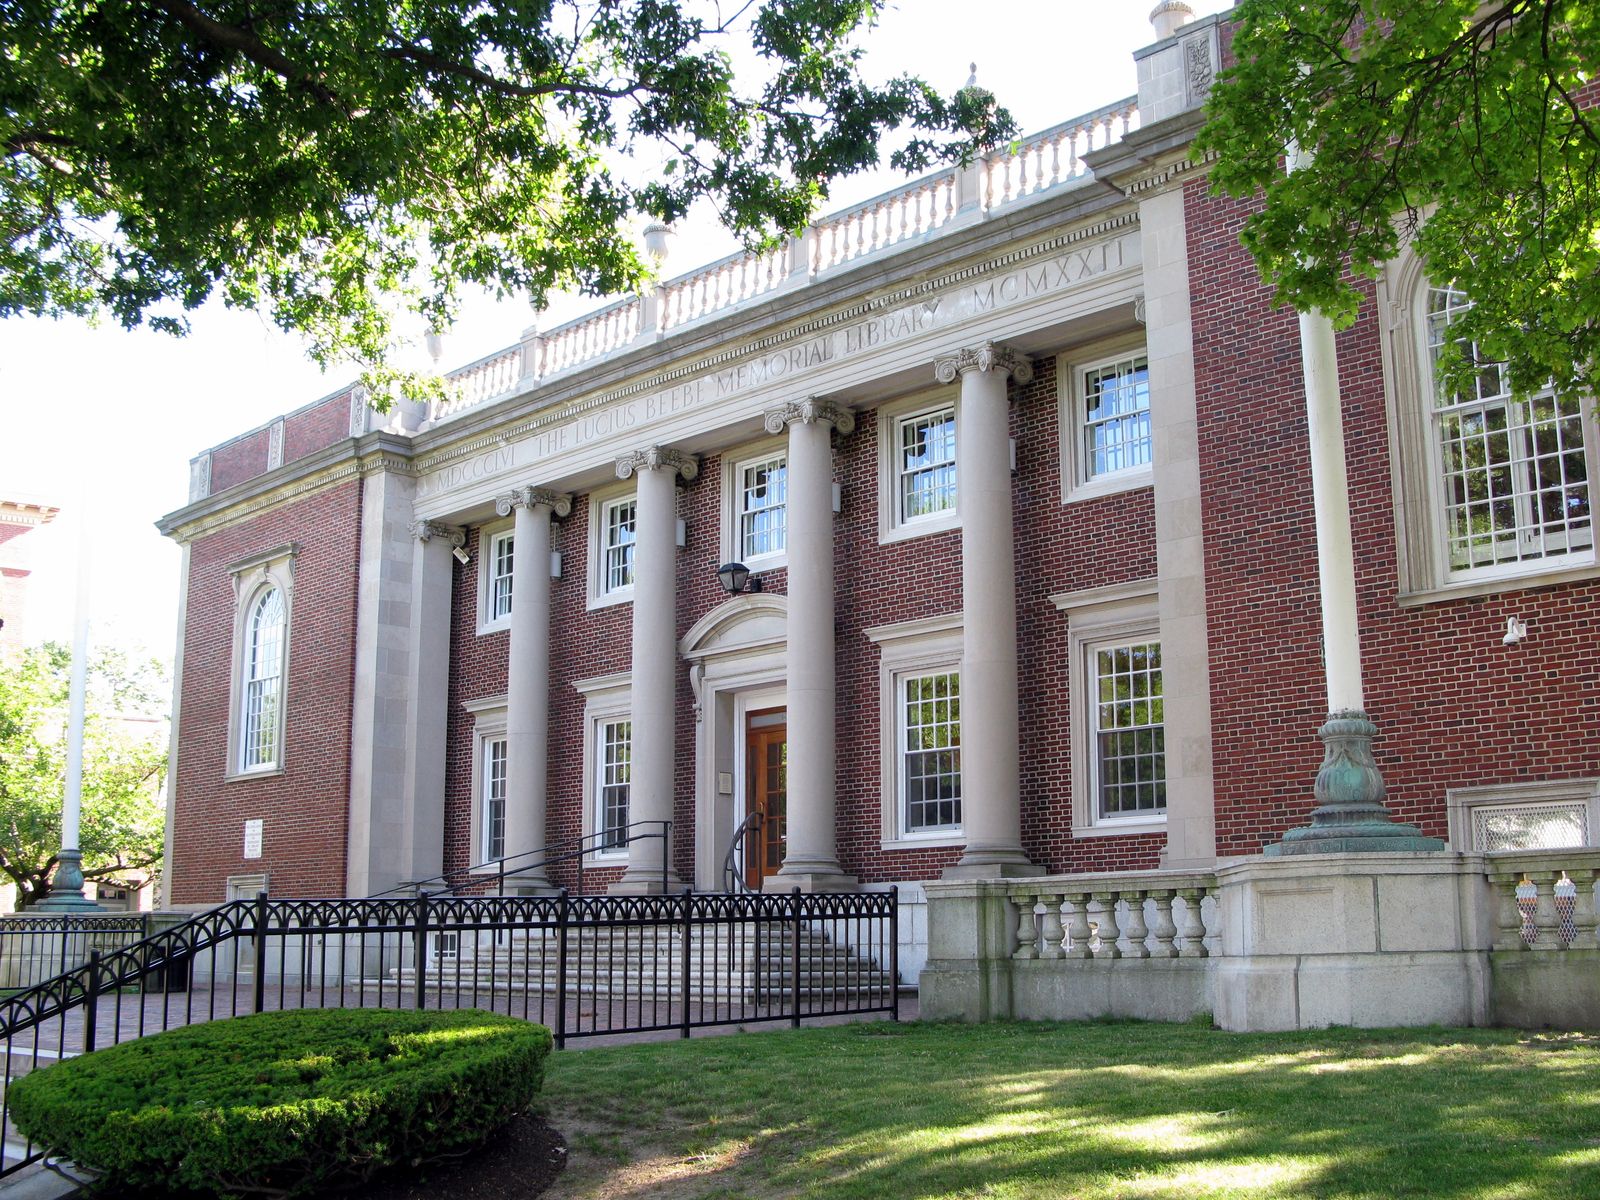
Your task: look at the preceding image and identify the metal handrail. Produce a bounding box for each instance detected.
[372,819,673,899]
[721,811,764,894]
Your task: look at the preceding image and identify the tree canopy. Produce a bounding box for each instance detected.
[1,0,1012,396]
[0,643,167,909]
[1200,1,1600,399]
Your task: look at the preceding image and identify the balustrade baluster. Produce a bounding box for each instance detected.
[1091,891,1121,960]
[898,193,910,241]
[1177,887,1208,958]
[1532,873,1560,951]
[1490,878,1525,950]
[1149,890,1179,958]
[1122,890,1150,959]
[1572,868,1600,949]
[1064,893,1093,959]
[1050,135,1063,186]
[1037,894,1065,960]
[1012,894,1039,960]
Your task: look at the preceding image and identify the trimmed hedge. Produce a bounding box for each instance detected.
[7,1007,552,1197]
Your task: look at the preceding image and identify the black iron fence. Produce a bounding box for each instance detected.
[0,887,897,1179]
[0,914,149,994]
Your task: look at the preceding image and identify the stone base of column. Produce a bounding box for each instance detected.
[608,869,684,895]
[942,846,1043,881]
[765,866,859,894]
[1264,711,1445,857]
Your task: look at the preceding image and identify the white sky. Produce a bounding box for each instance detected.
[0,0,1228,664]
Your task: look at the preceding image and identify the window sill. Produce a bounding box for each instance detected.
[1063,469,1153,506]
[1397,559,1600,608]
[1071,817,1167,839]
[475,617,511,637]
[878,513,960,547]
[880,835,964,852]
[224,766,285,783]
[585,589,635,613]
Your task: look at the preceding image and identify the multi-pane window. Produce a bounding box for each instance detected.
[1092,641,1165,820]
[897,407,958,522]
[598,720,632,850]
[901,671,961,833]
[1427,287,1592,574]
[240,587,285,771]
[602,499,637,594]
[482,737,507,862]
[1082,354,1152,479]
[488,532,514,621]
[739,454,788,559]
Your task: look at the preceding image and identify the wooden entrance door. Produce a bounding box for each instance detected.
[745,708,787,890]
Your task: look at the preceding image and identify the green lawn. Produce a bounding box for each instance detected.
[538,1020,1600,1200]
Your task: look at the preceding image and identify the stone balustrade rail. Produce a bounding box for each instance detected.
[425,97,1139,426]
[1006,869,1218,962]
[1485,847,1600,952]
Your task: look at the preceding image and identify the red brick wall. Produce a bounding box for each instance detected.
[169,481,362,903]
[441,357,1165,889]
[1187,175,1600,856]
[208,429,271,494]
[284,394,353,464]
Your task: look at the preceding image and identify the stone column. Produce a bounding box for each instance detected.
[615,446,698,891]
[401,520,462,885]
[763,398,857,891]
[494,486,571,889]
[935,343,1040,878]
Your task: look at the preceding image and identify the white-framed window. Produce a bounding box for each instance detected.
[462,694,508,871]
[587,485,639,608]
[1425,287,1592,578]
[1056,580,1166,836]
[574,671,632,857]
[865,613,965,846]
[482,736,508,862]
[1060,342,1154,503]
[1088,640,1165,822]
[1381,254,1600,603]
[226,544,295,780]
[597,719,632,851]
[900,671,961,834]
[488,530,514,621]
[720,439,790,570]
[1446,778,1600,852]
[876,391,962,544]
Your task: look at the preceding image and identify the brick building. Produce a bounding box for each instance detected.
[0,498,60,655]
[155,10,1600,987]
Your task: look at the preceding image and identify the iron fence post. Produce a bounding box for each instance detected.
[662,821,671,896]
[890,886,900,1022]
[679,890,693,1040]
[413,891,431,1011]
[82,950,101,1054]
[253,891,269,1014]
[58,922,70,978]
[791,888,802,1030]
[554,888,569,1050]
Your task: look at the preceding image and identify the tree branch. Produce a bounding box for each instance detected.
[140,0,344,107]
[378,43,644,101]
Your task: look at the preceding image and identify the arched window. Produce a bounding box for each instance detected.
[240,587,285,770]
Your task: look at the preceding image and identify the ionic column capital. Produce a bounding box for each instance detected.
[410,520,465,547]
[762,397,856,437]
[494,487,573,519]
[616,446,700,482]
[933,341,1034,386]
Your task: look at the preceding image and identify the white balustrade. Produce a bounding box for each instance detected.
[417,98,1139,425]
[1010,871,1216,962]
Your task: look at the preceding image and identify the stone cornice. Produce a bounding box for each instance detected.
[411,208,1140,477]
[156,434,418,545]
[615,446,700,482]
[762,398,856,437]
[933,341,1034,385]
[411,519,466,546]
[493,487,573,519]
